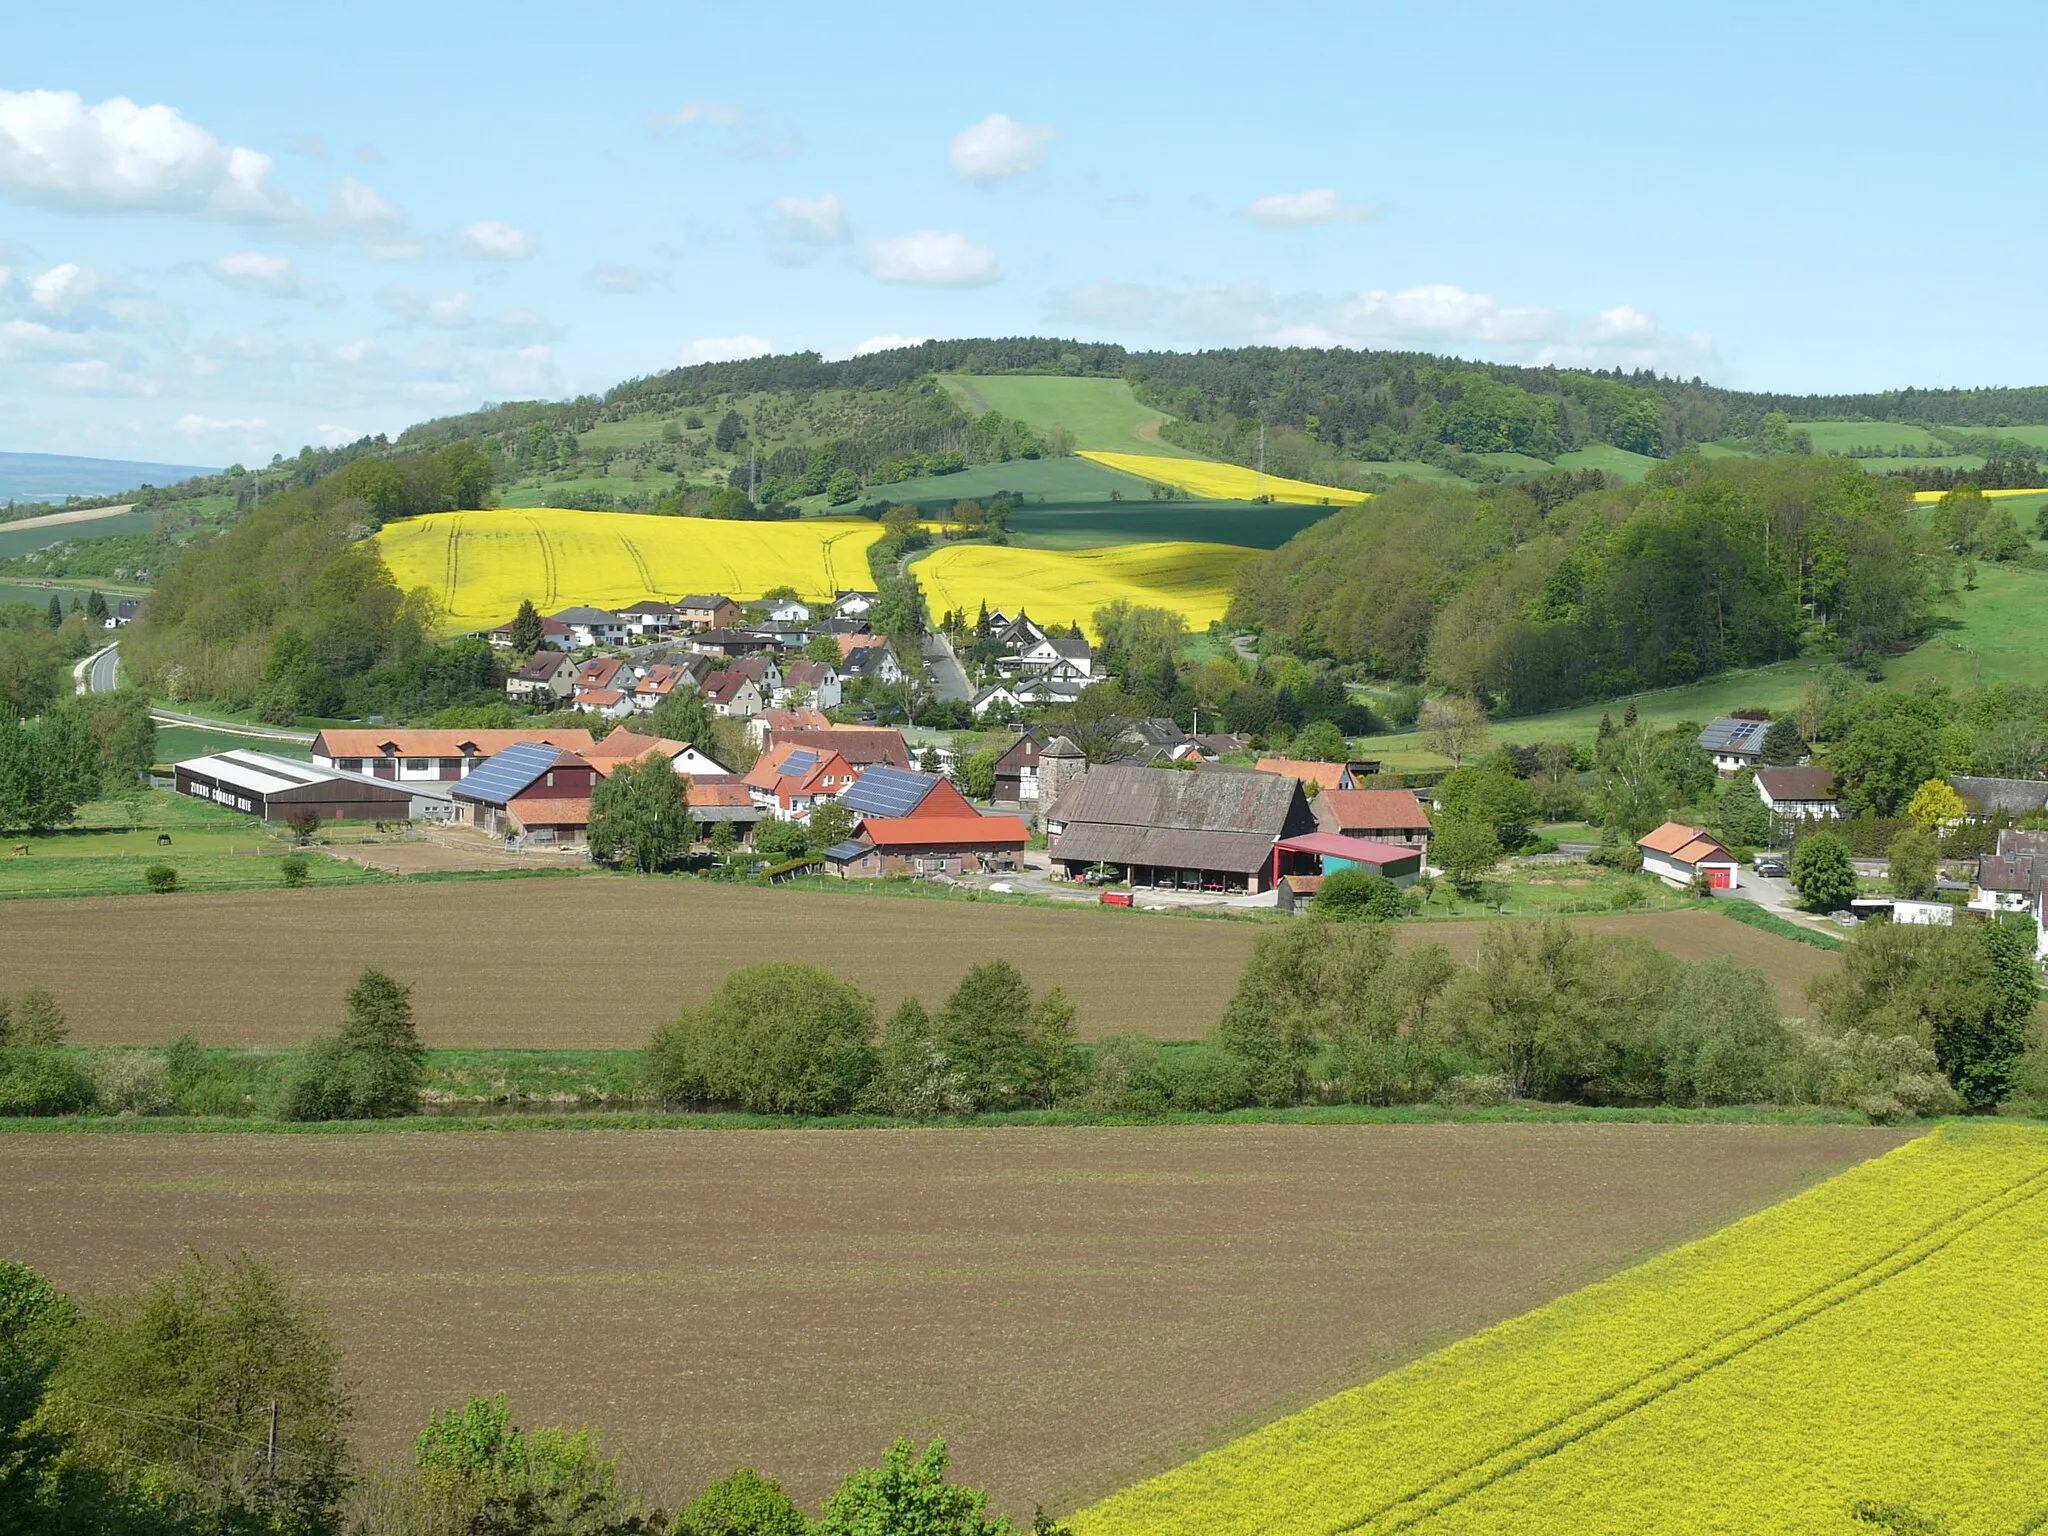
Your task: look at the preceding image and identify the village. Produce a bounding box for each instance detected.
[162,596,2048,959]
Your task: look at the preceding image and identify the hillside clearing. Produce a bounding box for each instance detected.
[0,1123,1912,1516]
[913,539,1255,635]
[0,883,1835,1048]
[940,375,1194,456]
[1075,1124,2039,1536]
[374,508,884,628]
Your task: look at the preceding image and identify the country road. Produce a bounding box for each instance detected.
[2,502,135,536]
[150,706,315,744]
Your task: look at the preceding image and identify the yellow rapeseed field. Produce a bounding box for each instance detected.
[375,509,885,628]
[1911,487,2044,502]
[913,540,1255,635]
[1078,450,1371,506]
[1076,1124,2048,1536]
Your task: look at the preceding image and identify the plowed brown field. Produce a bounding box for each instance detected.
[0,1124,1908,1516]
[0,881,1832,1047]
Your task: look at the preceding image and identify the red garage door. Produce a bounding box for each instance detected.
[1708,866,1733,890]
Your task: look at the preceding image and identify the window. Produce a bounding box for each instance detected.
[403,758,428,773]
[338,759,362,773]
[545,770,555,787]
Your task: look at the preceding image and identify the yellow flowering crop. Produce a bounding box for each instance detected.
[1078,451,1371,506]
[1911,487,2044,503]
[913,540,1256,636]
[375,508,885,629]
[1076,1125,2048,1536]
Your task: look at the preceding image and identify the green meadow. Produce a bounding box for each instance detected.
[940,374,1195,456]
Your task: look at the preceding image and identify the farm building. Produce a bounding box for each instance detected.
[992,730,1043,806]
[1270,832,1424,887]
[1698,717,1771,773]
[1755,767,1839,821]
[1045,765,1318,893]
[174,750,444,823]
[310,729,597,782]
[1950,776,2048,822]
[449,743,598,842]
[1637,821,1739,890]
[1317,788,1433,855]
[839,765,979,822]
[822,813,1030,878]
[777,726,912,772]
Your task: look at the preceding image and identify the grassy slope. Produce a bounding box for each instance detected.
[940,374,1196,456]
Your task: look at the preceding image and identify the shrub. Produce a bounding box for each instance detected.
[2,987,66,1046]
[44,1250,353,1535]
[1082,1037,1252,1115]
[92,1050,172,1116]
[0,1049,91,1116]
[405,1392,652,1535]
[673,1467,808,1536]
[1778,1024,1960,1122]
[277,968,427,1120]
[279,855,310,888]
[1431,1072,1513,1107]
[813,1437,1009,1536]
[1313,868,1407,922]
[143,862,178,894]
[645,962,877,1114]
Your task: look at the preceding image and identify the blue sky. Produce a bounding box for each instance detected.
[3,0,2043,464]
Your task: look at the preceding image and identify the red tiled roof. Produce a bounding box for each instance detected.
[858,815,1029,849]
[313,728,595,758]
[1320,788,1431,831]
[508,798,591,830]
[1256,758,1351,790]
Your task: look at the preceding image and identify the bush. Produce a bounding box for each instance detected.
[673,1467,808,1536]
[645,962,877,1114]
[1778,1024,1960,1122]
[277,968,427,1121]
[1082,1037,1252,1115]
[1431,1072,1513,1108]
[1313,868,1407,922]
[814,1437,1009,1536]
[403,1393,653,1535]
[279,856,310,888]
[92,1050,172,1116]
[143,862,178,893]
[0,1048,91,1116]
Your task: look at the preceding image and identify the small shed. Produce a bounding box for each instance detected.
[1637,822,1739,890]
[1272,832,1424,887]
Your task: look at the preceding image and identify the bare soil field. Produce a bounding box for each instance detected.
[0,1124,1911,1516]
[0,881,1834,1047]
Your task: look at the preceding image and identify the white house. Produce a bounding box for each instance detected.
[550,606,627,649]
[1755,766,1839,821]
[1637,821,1740,890]
[1971,828,2048,961]
[834,590,879,619]
[972,682,1026,717]
[1016,635,1093,678]
[775,660,842,711]
[767,599,813,623]
[617,600,682,639]
[1851,898,1955,927]
[1698,717,1772,774]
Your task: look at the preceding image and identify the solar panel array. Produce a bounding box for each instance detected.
[841,765,937,817]
[454,742,563,805]
[1699,718,1770,754]
[780,748,821,778]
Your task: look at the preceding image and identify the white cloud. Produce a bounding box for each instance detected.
[1057,276,1712,369]
[210,251,306,298]
[1241,188,1382,227]
[1589,304,1656,340]
[50,360,157,396]
[949,113,1055,184]
[681,334,774,364]
[176,412,265,434]
[331,175,419,257]
[0,89,301,222]
[29,261,99,312]
[0,317,92,359]
[314,423,361,445]
[377,287,553,344]
[451,219,536,261]
[648,99,744,131]
[769,192,849,248]
[862,231,1001,287]
[848,333,929,357]
[584,263,649,294]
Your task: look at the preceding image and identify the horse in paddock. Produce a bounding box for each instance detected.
[156,833,172,846]
[10,844,26,857]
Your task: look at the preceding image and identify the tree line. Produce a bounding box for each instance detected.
[1229,457,1940,715]
[0,1251,1058,1536]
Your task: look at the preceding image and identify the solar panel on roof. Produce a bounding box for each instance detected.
[841,765,936,817]
[781,748,821,777]
[455,742,562,805]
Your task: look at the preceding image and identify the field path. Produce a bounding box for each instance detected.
[0,502,136,534]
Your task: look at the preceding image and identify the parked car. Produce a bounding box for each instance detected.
[1754,856,1789,878]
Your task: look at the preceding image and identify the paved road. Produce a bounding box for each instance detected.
[73,643,118,695]
[1712,870,1846,937]
[923,632,971,703]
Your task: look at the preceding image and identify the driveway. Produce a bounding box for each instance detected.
[1713,869,1850,937]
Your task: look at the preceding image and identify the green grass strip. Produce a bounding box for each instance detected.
[1712,897,1846,951]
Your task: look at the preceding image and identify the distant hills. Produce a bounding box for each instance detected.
[0,451,221,504]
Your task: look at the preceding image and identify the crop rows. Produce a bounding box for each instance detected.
[1075,1125,2048,1536]
[1077,451,1370,506]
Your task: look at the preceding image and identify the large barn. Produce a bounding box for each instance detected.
[174,750,444,823]
[1045,765,1318,893]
